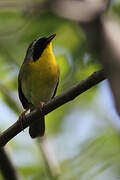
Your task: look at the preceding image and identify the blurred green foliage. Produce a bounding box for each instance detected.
[0,0,120,180]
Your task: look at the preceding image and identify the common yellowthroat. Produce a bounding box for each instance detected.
[18,34,59,138]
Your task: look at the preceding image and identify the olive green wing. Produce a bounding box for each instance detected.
[51,66,60,99]
[18,76,29,109]
[51,78,59,99]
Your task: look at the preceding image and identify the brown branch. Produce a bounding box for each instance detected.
[0,69,106,148]
[0,147,22,180]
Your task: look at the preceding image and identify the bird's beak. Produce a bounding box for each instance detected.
[46,34,56,44]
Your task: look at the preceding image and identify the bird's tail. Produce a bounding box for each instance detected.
[29,115,45,138]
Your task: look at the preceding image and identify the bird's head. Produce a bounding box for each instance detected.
[24,34,56,63]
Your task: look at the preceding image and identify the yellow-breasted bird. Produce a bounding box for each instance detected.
[18,34,59,138]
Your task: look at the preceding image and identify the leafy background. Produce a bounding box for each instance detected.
[0,0,120,179]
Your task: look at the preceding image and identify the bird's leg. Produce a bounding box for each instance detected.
[18,108,29,130]
[39,102,44,110]
[37,102,44,113]
[37,101,45,120]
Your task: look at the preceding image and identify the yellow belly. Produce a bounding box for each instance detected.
[21,44,59,106]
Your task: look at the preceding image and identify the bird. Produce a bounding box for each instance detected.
[18,34,59,138]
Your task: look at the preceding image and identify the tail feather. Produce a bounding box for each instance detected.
[29,116,45,138]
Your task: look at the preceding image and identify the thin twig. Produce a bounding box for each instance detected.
[37,137,61,180]
[0,69,106,147]
[0,147,22,180]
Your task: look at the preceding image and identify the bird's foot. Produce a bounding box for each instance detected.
[18,109,29,130]
[37,102,44,117]
[38,102,44,111]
